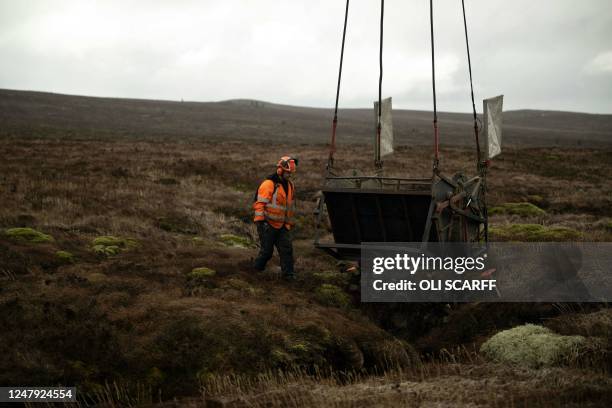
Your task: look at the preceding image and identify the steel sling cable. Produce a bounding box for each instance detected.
[375,0,384,169]
[429,0,439,170]
[327,0,350,172]
[461,0,488,242]
[461,0,481,165]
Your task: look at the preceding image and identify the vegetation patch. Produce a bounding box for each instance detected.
[190,267,216,279]
[489,202,546,217]
[312,271,349,286]
[55,250,75,263]
[480,324,587,368]
[4,227,54,243]
[92,235,137,256]
[314,284,350,308]
[526,194,548,208]
[219,234,253,248]
[489,223,582,241]
[223,278,262,296]
[156,178,179,185]
[156,215,199,234]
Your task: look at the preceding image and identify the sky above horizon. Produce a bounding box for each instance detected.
[1,0,611,113]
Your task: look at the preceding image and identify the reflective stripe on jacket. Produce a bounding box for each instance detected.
[253,179,295,229]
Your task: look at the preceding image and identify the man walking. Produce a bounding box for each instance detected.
[252,156,298,281]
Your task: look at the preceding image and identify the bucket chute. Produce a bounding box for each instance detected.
[314,0,499,260]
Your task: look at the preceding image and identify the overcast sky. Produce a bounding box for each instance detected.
[1,0,611,113]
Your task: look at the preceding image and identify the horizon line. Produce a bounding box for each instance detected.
[1,87,610,116]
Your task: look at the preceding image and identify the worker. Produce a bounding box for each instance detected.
[252,156,298,281]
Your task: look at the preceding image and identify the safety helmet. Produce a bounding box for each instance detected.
[277,156,298,173]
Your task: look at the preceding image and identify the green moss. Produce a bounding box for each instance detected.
[190,267,216,278]
[4,227,54,243]
[55,250,75,263]
[92,235,137,247]
[93,245,120,256]
[489,202,546,217]
[489,223,582,242]
[219,234,253,248]
[288,342,310,354]
[314,284,350,308]
[91,236,137,256]
[480,324,587,368]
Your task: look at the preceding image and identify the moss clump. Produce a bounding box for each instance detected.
[55,250,75,263]
[190,267,216,278]
[489,223,581,241]
[314,284,350,308]
[92,236,137,247]
[489,202,546,217]
[288,342,310,354]
[4,227,54,243]
[92,236,137,256]
[219,234,253,248]
[480,324,586,368]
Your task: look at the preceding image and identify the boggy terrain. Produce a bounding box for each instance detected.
[1,93,611,406]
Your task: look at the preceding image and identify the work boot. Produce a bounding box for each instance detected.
[282,273,296,282]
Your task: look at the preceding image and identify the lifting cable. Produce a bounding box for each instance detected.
[327,0,350,171]
[429,0,439,170]
[375,0,384,170]
[461,0,481,165]
[461,0,487,241]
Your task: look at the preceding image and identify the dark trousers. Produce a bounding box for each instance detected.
[253,222,294,278]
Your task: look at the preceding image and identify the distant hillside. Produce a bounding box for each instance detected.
[1,89,610,146]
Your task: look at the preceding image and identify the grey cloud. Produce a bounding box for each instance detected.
[0,0,610,113]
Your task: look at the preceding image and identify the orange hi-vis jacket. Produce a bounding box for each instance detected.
[253,178,295,229]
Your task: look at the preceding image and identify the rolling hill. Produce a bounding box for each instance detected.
[1,89,610,146]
